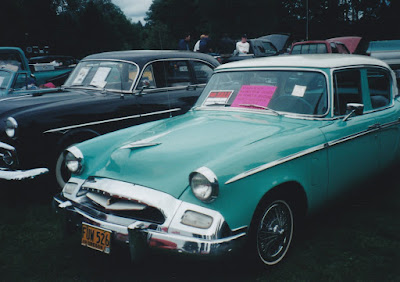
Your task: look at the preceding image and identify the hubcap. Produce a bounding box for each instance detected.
[257,200,293,265]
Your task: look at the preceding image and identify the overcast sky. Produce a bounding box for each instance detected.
[111,0,153,24]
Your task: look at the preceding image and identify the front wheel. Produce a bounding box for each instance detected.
[55,149,72,191]
[256,200,294,265]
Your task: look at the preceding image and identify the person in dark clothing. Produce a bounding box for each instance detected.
[199,34,212,53]
[218,33,235,54]
[178,33,191,50]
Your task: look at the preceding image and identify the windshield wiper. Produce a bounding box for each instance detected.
[238,104,281,116]
[205,102,230,106]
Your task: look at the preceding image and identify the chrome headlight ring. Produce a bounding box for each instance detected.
[5,117,18,138]
[65,146,84,174]
[189,166,219,203]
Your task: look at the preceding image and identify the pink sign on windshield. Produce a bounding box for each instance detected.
[231,85,277,109]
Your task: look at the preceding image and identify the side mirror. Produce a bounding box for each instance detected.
[343,103,364,121]
[136,80,150,96]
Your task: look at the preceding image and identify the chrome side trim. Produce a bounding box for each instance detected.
[120,142,161,150]
[225,144,327,185]
[43,108,181,134]
[0,142,15,151]
[225,121,394,185]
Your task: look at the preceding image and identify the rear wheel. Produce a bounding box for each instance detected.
[255,200,294,265]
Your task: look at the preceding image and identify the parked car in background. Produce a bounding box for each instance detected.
[367,40,400,84]
[0,47,72,87]
[290,40,350,54]
[0,50,219,189]
[54,54,399,267]
[219,34,291,63]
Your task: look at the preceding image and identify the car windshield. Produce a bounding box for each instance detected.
[196,70,328,116]
[64,60,138,92]
[0,69,13,90]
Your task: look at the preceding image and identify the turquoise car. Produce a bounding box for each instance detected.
[54,54,400,266]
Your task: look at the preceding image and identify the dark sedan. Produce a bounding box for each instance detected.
[0,50,219,189]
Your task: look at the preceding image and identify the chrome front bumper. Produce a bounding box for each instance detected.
[53,178,247,259]
[0,142,49,181]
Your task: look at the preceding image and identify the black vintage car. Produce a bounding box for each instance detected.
[0,50,219,189]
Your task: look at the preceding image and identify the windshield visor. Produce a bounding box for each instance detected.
[195,70,328,116]
[64,60,138,91]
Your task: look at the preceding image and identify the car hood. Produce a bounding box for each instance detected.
[88,110,321,198]
[0,89,95,118]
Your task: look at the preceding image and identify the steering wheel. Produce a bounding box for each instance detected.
[268,95,313,115]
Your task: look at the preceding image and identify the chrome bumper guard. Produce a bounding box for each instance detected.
[0,142,49,181]
[53,178,247,259]
[0,167,49,181]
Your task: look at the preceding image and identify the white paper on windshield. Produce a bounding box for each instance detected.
[90,67,111,88]
[0,77,4,86]
[291,85,307,97]
[204,90,234,105]
[72,67,91,85]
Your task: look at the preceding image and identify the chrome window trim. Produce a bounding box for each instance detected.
[330,65,396,116]
[64,59,140,93]
[43,108,181,134]
[225,121,399,185]
[135,58,216,92]
[200,67,331,119]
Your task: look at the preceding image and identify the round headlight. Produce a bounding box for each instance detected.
[5,117,18,138]
[189,167,219,202]
[65,146,84,174]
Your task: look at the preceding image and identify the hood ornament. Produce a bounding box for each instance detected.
[120,142,161,150]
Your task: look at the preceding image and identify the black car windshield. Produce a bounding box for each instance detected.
[64,60,138,92]
[195,70,328,116]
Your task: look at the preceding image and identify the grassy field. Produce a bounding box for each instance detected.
[1,169,399,282]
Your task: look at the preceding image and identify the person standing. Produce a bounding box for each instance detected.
[199,34,212,53]
[193,35,205,52]
[236,34,250,54]
[178,33,191,50]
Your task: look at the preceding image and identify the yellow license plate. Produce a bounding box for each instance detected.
[81,223,111,254]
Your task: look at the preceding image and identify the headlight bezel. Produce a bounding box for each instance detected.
[65,146,84,174]
[189,166,219,203]
[5,117,18,138]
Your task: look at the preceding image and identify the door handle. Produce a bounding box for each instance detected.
[368,123,381,130]
[186,85,197,91]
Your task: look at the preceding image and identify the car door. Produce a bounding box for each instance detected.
[320,68,380,198]
[364,67,400,168]
[136,59,205,123]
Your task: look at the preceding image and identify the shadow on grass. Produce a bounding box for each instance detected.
[0,167,399,281]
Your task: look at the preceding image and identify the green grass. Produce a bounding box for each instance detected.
[0,169,399,282]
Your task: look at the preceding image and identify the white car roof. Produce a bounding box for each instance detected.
[217,54,390,70]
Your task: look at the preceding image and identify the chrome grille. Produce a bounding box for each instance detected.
[80,186,166,224]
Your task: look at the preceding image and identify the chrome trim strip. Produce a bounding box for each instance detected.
[225,122,388,184]
[43,108,181,134]
[0,142,15,151]
[380,119,400,129]
[225,144,327,185]
[120,142,161,150]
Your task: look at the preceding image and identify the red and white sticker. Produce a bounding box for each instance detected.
[204,90,234,105]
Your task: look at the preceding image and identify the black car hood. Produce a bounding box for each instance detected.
[257,34,291,52]
[0,88,98,119]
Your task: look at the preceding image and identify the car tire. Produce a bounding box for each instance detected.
[254,199,294,266]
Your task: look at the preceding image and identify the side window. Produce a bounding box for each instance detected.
[191,61,214,84]
[333,70,362,116]
[13,73,28,90]
[164,61,191,87]
[330,43,339,53]
[367,68,391,109]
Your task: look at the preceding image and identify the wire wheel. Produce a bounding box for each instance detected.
[256,200,293,265]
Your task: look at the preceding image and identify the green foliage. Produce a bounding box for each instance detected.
[0,0,398,57]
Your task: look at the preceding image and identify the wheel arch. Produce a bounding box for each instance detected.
[55,128,101,151]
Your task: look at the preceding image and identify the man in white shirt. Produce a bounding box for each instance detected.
[236,34,250,54]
